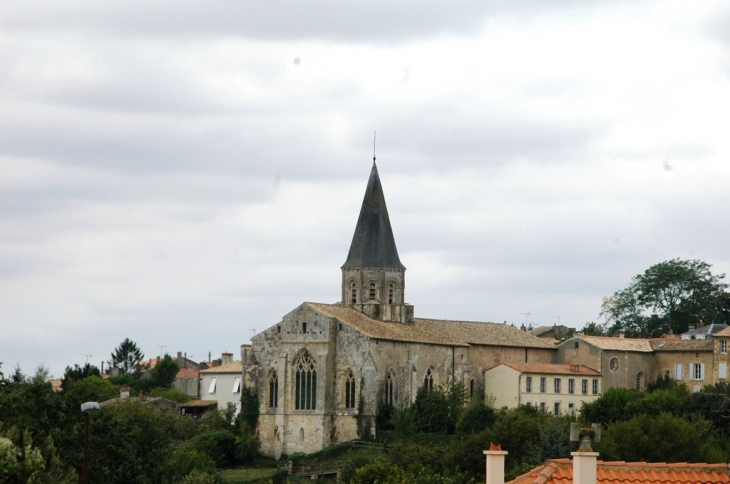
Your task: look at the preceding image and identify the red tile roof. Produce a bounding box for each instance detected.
[490,362,601,376]
[508,459,730,484]
[176,368,199,379]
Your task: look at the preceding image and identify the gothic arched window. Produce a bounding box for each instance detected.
[294,351,317,410]
[385,372,394,405]
[351,283,357,304]
[388,284,394,304]
[469,378,474,397]
[269,370,278,408]
[369,283,376,300]
[345,371,356,408]
[424,368,434,392]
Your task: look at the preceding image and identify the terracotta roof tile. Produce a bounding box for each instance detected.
[508,459,730,484]
[306,303,556,349]
[176,368,200,379]
[200,362,242,374]
[492,362,601,376]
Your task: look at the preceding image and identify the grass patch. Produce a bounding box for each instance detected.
[219,467,277,482]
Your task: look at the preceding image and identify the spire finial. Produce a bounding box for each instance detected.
[373,131,376,163]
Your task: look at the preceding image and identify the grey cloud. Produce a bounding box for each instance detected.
[1,1,605,43]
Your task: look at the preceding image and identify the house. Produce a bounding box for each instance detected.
[246,162,557,458]
[555,335,714,391]
[711,326,730,384]
[529,325,572,340]
[484,362,601,416]
[174,368,201,399]
[485,444,729,484]
[179,399,218,418]
[200,353,243,414]
[681,323,728,340]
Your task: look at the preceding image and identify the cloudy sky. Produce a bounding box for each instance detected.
[2,1,730,377]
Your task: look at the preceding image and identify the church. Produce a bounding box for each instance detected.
[245,162,556,458]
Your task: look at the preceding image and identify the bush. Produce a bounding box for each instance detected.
[391,402,418,438]
[456,402,496,434]
[167,446,217,481]
[187,430,237,466]
[149,387,190,403]
[235,422,261,463]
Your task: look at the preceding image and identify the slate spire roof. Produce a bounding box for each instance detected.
[342,162,405,270]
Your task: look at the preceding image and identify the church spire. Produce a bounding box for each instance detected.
[342,162,405,270]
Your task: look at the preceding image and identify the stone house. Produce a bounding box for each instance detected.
[484,362,601,416]
[556,335,714,391]
[246,162,556,458]
[681,323,728,340]
[711,326,730,383]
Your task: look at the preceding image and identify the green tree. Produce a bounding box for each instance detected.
[239,385,259,429]
[0,426,78,484]
[601,259,729,336]
[596,413,723,463]
[414,381,468,433]
[62,363,101,390]
[150,355,180,389]
[109,338,145,375]
[535,421,568,463]
[581,387,644,425]
[456,401,496,434]
[579,321,608,336]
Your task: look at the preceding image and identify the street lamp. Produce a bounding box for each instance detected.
[81,402,100,484]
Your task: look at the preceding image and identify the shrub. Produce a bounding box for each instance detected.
[456,402,496,435]
[187,430,237,466]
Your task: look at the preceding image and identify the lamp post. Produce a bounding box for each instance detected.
[81,402,100,484]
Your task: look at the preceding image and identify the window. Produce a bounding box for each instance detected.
[554,378,561,394]
[525,376,533,393]
[351,283,357,304]
[269,371,279,408]
[574,342,579,349]
[568,403,574,416]
[388,284,394,304]
[674,364,683,380]
[722,340,728,355]
[470,379,475,397]
[302,322,307,334]
[424,368,434,392]
[609,357,619,372]
[277,325,281,333]
[592,379,598,395]
[232,376,241,393]
[554,402,561,417]
[208,377,217,394]
[385,373,395,405]
[369,283,376,300]
[345,371,356,408]
[540,377,546,393]
[568,378,575,394]
[691,363,705,381]
[721,363,727,380]
[581,379,588,395]
[636,372,643,391]
[540,402,546,413]
[294,351,317,410]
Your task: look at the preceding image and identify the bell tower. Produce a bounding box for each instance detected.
[341,162,413,324]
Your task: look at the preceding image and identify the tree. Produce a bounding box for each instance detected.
[0,427,78,483]
[62,363,101,390]
[601,259,729,336]
[150,355,180,389]
[238,385,259,429]
[109,338,145,375]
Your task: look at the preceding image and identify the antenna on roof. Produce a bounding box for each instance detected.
[520,312,531,326]
[156,345,167,357]
[80,354,92,364]
[373,131,376,163]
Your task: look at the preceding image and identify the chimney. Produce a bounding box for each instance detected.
[572,451,598,484]
[222,352,233,365]
[484,443,507,484]
[177,351,182,359]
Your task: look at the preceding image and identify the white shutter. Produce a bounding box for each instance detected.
[232,376,241,393]
[700,363,706,381]
[720,363,727,380]
[208,377,217,393]
[674,364,683,380]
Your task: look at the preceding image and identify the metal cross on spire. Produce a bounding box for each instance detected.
[373,131,376,163]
